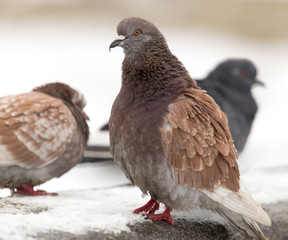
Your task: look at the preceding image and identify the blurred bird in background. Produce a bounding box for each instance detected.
[196,59,264,153]
[0,82,89,196]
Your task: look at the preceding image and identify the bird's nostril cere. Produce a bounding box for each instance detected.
[109,35,127,51]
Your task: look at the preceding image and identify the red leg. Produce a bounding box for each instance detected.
[14,183,57,196]
[148,201,160,214]
[146,206,174,224]
[133,198,158,214]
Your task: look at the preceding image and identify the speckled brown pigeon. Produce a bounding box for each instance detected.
[0,82,89,196]
[196,59,264,153]
[109,17,270,239]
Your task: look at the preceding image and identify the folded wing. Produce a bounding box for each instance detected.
[0,92,76,168]
[160,88,270,226]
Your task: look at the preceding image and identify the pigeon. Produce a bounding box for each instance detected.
[0,82,89,196]
[109,17,271,239]
[196,59,264,153]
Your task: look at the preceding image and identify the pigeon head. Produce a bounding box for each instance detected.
[33,82,89,120]
[109,17,197,101]
[109,17,166,56]
[212,59,264,87]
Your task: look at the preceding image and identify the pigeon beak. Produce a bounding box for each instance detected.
[254,79,265,87]
[109,35,127,51]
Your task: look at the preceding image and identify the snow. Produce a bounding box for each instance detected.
[0,187,145,240]
[0,9,288,240]
[0,162,142,240]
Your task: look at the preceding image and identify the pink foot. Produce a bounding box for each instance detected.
[133,198,159,214]
[14,183,58,196]
[146,206,174,224]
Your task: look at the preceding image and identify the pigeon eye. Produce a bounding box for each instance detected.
[134,29,141,36]
[241,71,248,78]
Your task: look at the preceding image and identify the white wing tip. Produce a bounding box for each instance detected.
[203,181,271,226]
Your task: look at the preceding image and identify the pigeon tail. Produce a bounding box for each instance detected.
[216,205,268,240]
[202,181,271,226]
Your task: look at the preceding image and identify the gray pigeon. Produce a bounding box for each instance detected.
[196,59,264,153]
[109,17,270,239]
[0,82,89,196]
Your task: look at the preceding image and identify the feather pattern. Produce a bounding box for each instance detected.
[0,92,76,168]
[203,181,271,226]
[161,88,240,191]
[160,87,271,228]
[0,82,89,191]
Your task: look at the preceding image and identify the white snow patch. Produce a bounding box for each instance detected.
[0,186,146,240]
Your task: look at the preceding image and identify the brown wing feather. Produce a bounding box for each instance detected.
[160,88,240,192]
[0,92,76,168]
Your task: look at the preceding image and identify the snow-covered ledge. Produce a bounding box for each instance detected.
[0,185,286,240]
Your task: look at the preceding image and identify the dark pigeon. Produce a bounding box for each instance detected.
[0,82,89,196]
[196,59,263,153]
[109,17,270,239]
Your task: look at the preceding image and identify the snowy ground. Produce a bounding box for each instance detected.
[0,9,288,240]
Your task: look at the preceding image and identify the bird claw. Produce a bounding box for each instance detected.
[13,183,58,196]
[133,198,159,214]
[146,207,174,224]
[134,198,174,224]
